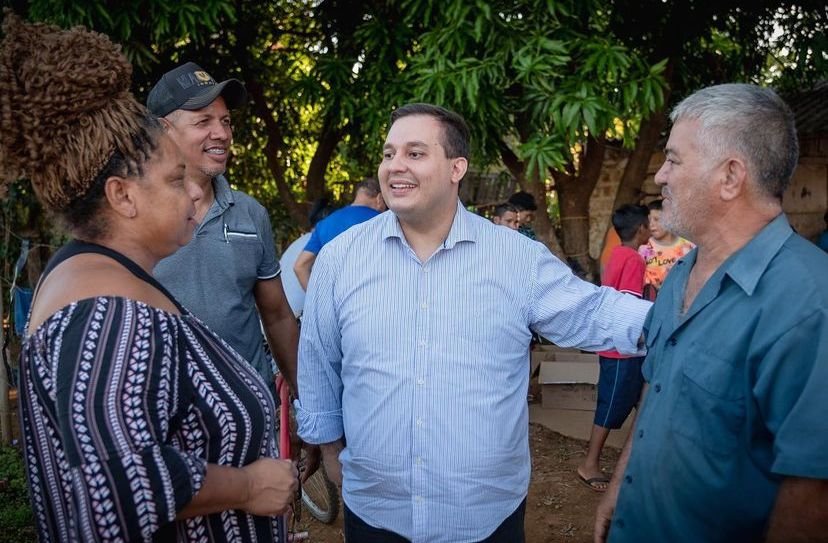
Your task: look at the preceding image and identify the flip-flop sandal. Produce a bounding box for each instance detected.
[577,473,610,492]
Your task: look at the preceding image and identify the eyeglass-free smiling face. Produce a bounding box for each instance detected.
[378,114,467,229]
[163,96,233,182]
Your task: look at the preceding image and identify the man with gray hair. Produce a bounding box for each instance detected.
[594,84,828,542]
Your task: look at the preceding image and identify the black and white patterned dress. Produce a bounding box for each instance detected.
[18,241,285,542]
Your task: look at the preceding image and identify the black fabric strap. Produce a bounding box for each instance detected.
[40,240,186,314]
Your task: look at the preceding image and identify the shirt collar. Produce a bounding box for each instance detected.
[380,200,478,248]
[722,213,792,295]
[212,175,236,211]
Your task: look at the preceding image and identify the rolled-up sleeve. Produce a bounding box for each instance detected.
[528,244,651,354]
[295,244,345,444]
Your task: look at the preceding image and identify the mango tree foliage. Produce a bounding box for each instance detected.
[24,0,236,70]
[405,0,668,269]
[607,0,828,214]
[10,0,427,242]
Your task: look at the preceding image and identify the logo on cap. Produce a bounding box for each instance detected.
[175,70,216,90]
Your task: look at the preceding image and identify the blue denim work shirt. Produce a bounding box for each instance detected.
[610,213,828,542]
[297,202,651,543]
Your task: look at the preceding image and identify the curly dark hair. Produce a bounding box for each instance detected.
[0,10,160,233]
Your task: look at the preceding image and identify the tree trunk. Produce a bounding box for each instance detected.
[526,171,566,260]
[611,109,669,209]
[498,139,565,259]
[499,141,526,187]
[612,59,675,209]
[244,79,307,227]
[305,113,344,203]
[555,136,606,282]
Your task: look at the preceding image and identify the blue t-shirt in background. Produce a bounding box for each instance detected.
[818,230,828,252]
[302,205,380,254]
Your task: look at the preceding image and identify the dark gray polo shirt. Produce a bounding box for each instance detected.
[154,176,279,384]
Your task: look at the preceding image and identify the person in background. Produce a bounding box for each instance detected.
[294,178,386,290]
[508,190,538,240]
[0,13,297,541]
[577,204,650,492]
[492,202,520,230]
[818,210,828,252]
[147,61,299,393]
[638,199,694,299]
[280,198,334,317]
[595,83,828,543]
[296,103,651,543]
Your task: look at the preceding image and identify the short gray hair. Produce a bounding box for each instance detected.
[670,83,798,199]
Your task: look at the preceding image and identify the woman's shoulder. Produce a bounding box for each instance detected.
[27,254,182,335]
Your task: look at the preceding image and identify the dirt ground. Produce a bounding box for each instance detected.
[294,423,619,543]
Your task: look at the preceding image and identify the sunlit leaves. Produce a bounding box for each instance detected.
[26,0,236,69]
[408,0,668,176]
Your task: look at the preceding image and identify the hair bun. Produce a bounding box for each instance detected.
[0,10,146,211]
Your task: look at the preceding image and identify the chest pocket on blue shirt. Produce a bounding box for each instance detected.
[671,345,745,455]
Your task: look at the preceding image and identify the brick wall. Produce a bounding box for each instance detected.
[784,134,828,241]
[588,134,828,256]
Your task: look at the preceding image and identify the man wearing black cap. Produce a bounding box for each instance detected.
[148,62,299,396]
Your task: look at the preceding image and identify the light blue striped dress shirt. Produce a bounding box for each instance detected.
[296,202,650,543]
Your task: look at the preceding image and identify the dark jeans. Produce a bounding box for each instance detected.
[343,498,526,543]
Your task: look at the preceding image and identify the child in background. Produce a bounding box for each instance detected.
[577,204,650,492]
[492,202,520,230]
[638,199,695,300]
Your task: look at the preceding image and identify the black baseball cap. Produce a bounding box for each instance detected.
[147,62,247,117]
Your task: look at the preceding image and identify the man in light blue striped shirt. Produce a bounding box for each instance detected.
[295,103,651,543]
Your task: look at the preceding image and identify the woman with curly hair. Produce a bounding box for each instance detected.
[0,11,297,542]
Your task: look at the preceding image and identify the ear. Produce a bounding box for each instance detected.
[719,157,748,202]
[450,157,468,185]
[158,116,174,132]
[104,175,138,218]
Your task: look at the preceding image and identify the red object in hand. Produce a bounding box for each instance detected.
[276,375,290,459]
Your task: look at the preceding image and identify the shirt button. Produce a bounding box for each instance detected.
[417,378,425,386]
[415,495,423,503]
[654,384,662,393]
[616,519,625,529]
[638,430,644,438]
[419,340,427,348]
[415,457,422,465]
[416,418,423,426]
[625,475,633,484]
[421,302,428,309]
[669,337,677,346]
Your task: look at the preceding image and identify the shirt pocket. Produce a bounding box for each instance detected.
[224,227,263,285]
[670,345,745,455]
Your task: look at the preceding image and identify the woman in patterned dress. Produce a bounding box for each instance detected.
[0,12,298,542]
